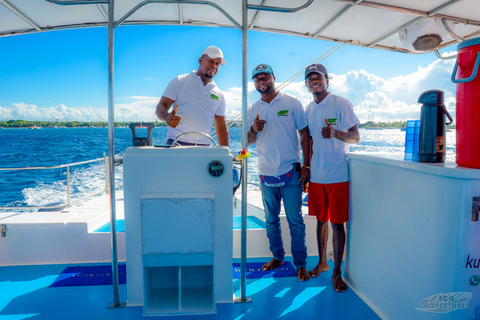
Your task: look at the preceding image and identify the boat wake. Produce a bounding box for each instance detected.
[19,162,123,208]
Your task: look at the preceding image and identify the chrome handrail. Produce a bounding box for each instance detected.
[0,157,122,210]
[0,158,104,171]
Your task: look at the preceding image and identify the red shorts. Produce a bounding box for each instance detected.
[308,181,349,224]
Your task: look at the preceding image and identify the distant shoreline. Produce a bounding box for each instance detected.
[0,120,455,130]
[0,120,241,129]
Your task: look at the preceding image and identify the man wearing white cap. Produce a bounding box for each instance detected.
[155,46,229,146]
[304,63,360,292]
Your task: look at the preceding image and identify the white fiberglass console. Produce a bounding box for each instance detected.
[123,146,233,316]
[346,153,480,320]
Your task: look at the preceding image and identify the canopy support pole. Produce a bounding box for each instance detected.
[233,0,251,304]
[239,0,251,303]
[106,0,125,309]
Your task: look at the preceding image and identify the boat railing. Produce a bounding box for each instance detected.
[0,155,123,211]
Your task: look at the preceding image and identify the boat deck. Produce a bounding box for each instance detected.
[0,257,380,320]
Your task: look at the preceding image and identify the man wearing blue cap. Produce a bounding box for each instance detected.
[304,63,360,292]
[155,46,229,147]
[247,63,312,282]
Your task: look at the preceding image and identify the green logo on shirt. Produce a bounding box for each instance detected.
[277,110,289,116]
[210,94,219,101]
[326,118,337,125]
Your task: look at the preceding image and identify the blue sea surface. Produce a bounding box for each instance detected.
[0,127,154,207]
[0,127,455,208]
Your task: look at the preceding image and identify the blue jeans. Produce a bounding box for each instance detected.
[260,170,307,268]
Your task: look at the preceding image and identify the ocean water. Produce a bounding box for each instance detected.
[0,127,456,208]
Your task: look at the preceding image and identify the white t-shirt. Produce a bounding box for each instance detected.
[305,93,359,184]
[162,71,226,144]
[247,91,308,176]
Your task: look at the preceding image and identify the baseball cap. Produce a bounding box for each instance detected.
[202,46,226,66]
[251,64,274,79]
[305,63,328,79]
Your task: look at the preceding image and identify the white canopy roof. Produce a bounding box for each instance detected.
[1,0,479,54]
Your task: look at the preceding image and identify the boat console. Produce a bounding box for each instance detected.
[123,144,233,316]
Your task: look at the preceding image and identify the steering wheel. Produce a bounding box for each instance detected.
[172,132,217,146]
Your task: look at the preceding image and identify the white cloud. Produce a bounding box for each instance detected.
[0,97,160,122]
[0,58,458,123]
[380,59,456,102]
[114,96,160,122]
[222,85,243,119]
[278,81,312,107]
[355,91,420,121]
[221,58,457,123]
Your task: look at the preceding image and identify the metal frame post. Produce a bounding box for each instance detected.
[106,0,125,309]
[66,166,70,207]
[239,0,251,303]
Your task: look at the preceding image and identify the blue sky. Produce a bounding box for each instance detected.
[0,25,457,123]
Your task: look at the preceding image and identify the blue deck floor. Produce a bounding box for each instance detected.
[0,256,379,320]
[93,216,266,233]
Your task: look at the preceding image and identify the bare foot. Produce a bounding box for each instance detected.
[297,267,311,282]
[332,272,348,292]
[262,258,284,271]
[308,263,329,278]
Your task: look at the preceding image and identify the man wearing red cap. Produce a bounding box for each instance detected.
[155,46,229,147]
[304,63,360,292]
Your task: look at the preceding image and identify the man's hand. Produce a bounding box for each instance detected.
[167,105,181,128]
[299,167,310,188]
[322,118,336,139]
[252,114,266,133]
